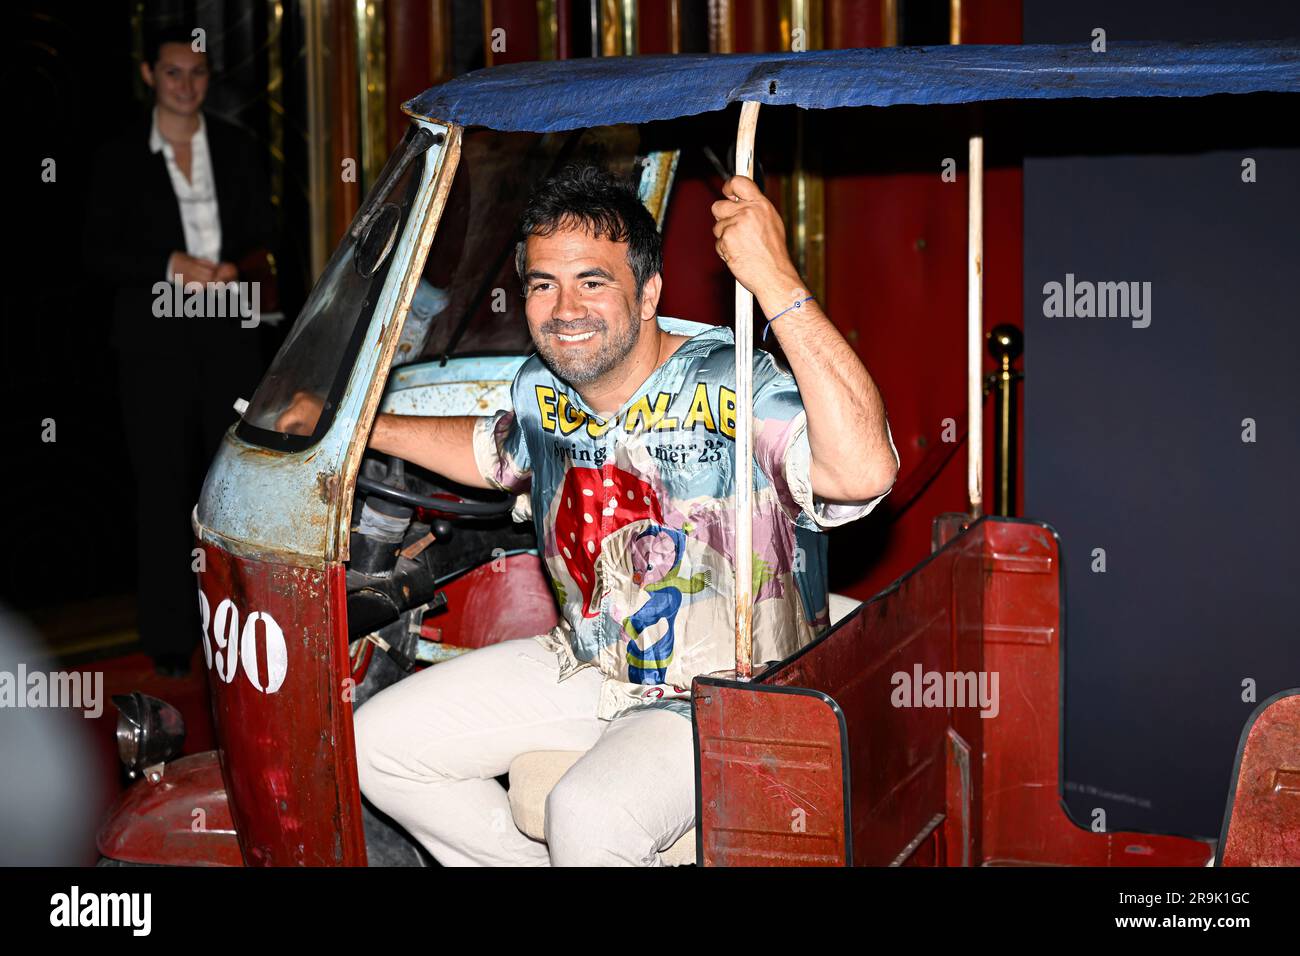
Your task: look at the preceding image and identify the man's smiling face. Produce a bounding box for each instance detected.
[521,223,655,387]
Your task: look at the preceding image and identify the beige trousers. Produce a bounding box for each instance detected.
[353,636,696,866]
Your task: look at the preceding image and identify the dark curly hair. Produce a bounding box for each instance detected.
[145,24,205,67]
[514,163,662,301]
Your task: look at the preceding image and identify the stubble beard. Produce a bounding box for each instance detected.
[535,300,643,388]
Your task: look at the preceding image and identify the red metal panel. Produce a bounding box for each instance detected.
[769,538,973,864]
[730,0,776,53]
[97,752,243,867]
[978,519,1063,861]
[977,520,1212,866]
[658,171,734,327]
[386,0,433,150]
[424,552,561,648]
[824,161,1023,605]
[556,0,571,59]
[817,2,1024,607]
[827,0,885,49]
[697,522,976,866]
[636,0,674,54]
[197,545,366,866]
[958,0,1023,44]
[485,0,541,65]
[902,828,942,866]
[1219,690,1300,866]
[695,517,1212,867]
[947,515,986,861]
[694,682,848,866]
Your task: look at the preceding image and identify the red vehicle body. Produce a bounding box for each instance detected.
[100,512,1226,867]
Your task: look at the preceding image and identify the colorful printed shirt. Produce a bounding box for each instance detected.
[471,315,899,721]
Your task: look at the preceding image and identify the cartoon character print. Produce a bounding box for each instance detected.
[553,464,664,618]
[618,524,712,684]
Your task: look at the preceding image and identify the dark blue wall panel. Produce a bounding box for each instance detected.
[1024,0,1300,837]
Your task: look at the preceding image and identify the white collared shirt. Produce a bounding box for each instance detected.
[150,107,222,275]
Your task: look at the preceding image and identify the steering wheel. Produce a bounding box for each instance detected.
[356,473,516,517]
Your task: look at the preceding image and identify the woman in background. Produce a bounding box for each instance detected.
[83,25,276,676]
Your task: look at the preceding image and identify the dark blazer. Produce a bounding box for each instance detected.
[83,110,275,350]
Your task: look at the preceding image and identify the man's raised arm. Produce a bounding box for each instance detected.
[712,175,899,503]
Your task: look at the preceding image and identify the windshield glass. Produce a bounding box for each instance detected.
[237,125,432,448]
[414,125,644,360]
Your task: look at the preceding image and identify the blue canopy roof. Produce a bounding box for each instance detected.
[404,40,1300,132]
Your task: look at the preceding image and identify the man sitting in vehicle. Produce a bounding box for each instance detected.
[306,163,899,866]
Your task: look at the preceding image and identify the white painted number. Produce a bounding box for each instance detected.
[241,611,288,693]
[214,598,239,683]
[197,589,289,694]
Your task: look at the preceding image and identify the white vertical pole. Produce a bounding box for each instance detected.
[734,101,760,680]
[967,133,984,517]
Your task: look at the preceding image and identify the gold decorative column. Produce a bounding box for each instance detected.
[267,2,285,215]
[303,2,343,279]
[778,0,824,304]
[985,325,1023,516]
[596,0,638,56]
[354,0,388,194]
[668,0,682,53]
[882,0,898,47]
[537,0,559,60]
[708,0,732,53]
[430,0,452,82]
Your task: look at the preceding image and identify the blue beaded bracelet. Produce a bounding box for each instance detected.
[762,295,815,342]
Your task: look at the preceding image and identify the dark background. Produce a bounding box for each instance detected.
[1,2,307,616]
[1023,0,1300,836]
[3,4,143,609]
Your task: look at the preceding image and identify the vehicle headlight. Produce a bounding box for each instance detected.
[112,692,186,779]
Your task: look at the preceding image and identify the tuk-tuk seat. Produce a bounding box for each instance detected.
[505,594,863,865]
